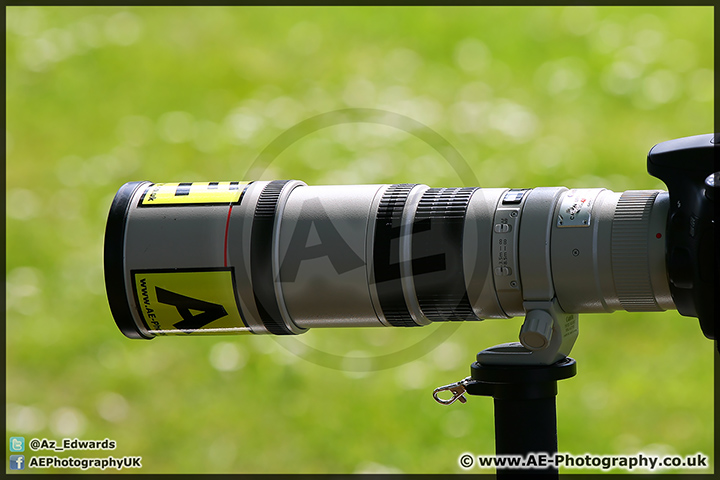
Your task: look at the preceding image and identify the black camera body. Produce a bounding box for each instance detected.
[647,133,717,340]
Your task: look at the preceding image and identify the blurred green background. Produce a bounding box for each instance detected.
[6,6,714,475]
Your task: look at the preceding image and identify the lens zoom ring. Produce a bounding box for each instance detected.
[374,184,418,327]
[611,191,662,311]
[251,180,294,335]
[413,187,478,321]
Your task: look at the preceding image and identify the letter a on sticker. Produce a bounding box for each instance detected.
[156,287,228,332]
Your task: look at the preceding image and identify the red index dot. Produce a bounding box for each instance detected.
[656,233,662,239]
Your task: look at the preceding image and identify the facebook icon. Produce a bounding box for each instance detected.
[9,455,25,470]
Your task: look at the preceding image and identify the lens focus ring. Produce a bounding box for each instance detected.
[413,187,478,321]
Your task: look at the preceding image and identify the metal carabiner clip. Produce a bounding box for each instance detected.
[432,377,471,405]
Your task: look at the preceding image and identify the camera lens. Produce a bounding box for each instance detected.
[105,180,672,338]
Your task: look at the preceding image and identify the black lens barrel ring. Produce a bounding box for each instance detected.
[251,180,295,335]
[373,184,420,327]
[412,187,478,322]
[373,185,479,326]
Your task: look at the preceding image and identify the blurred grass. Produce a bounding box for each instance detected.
[6,6,714,474]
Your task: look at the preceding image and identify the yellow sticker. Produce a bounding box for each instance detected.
[132,268,251,335]
[140,182,248,206]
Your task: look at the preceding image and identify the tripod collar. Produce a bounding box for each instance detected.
[478,298,578,366]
